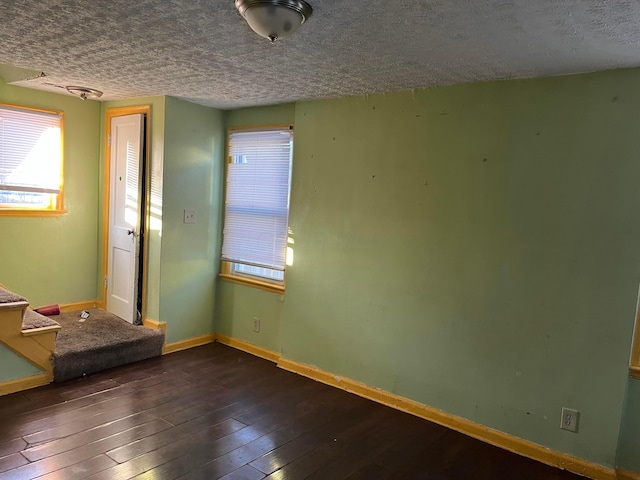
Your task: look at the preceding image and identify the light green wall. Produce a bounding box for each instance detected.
[217,284,286,353]
[1,68,637,469]
[215,104,295,353]
[0,80,101,307]
[0,345,42,382]
[159,97,225,343]
[100,97,166,321]
[216,69,640,467]
[617,377,640,472]
[226,103,295,128]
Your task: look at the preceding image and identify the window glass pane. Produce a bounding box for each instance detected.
[233,263,285,282]
[0,105,62,209]
[222,127,293,283]
[0,190,52,208]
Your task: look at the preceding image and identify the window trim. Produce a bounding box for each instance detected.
[0,102,65,216]
[220,261,286,294]
[219,124,293,293]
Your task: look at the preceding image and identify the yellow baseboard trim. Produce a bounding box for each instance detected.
[163,333,216,355]
[617,469,640,480]
[143,318,167,334]
[0,373,51,396]
[207,335,614,479]
[215,334,280,363]
[276,357,614,480]
[59,300,98,312]
[125,330,620,480]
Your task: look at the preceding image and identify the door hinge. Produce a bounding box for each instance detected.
[104,275,108,288]
[108,133,112,147]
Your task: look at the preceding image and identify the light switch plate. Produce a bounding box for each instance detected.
[184,210,196,224]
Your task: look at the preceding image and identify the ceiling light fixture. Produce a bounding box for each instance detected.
[65,86,103,101]
[235,0,312,43]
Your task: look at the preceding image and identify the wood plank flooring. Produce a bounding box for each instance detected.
[0,343,585,479]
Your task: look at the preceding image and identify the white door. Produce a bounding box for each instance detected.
[106,114,144,324]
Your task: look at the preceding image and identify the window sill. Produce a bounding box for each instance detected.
[0,208,67,217]
[630,367,640,380]
[219,273,285,294]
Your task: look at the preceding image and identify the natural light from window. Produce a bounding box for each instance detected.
[221,126,294,291]
[0,104,63,211]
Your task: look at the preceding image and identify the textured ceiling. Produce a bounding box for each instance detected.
[1,1,640,109]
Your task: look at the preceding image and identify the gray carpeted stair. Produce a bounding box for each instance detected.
[22,309,61,331]
[0,287,27,304]
[52,308,165,382]
[0,286,61,331]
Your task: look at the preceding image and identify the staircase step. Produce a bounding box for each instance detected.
[21,309,61,334]
[22,325,62,337]
[0,287,27,304]
[53,309,164,382]
[0,287,58,387]
[24,330,58,352]
[0,301,30,332]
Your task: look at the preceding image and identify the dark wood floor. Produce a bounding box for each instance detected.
[0,343,583,480]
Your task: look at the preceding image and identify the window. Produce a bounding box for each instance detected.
[0,104,64,214]
[220,126,294,292]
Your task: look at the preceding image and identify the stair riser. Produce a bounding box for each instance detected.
[0,307,26,332]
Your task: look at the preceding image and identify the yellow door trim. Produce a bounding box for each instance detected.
[102,106,152,322]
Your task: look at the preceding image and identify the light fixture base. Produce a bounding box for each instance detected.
[235,0,312,42]
[66,86,103,100]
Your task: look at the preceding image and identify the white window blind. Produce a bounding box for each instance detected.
[0,105,62,195]
[222,127,293,273]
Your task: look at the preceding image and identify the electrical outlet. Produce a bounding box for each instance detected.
[183,209,196,224]
[560,408,580,433]
[253,317,260,333]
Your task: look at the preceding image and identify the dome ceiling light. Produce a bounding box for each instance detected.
[65,86,103,100]
[235,0,313,43]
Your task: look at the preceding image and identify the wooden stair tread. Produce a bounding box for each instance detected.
[0,301,29,311]
[22,325,62,336]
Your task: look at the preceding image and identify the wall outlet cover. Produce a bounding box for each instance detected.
[253,317,260,333]
[184,210,196,224]
[560,407,580,433]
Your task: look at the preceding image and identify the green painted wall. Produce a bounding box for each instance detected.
[215,104,295,353]
[0,80,101,307]
[159,97,225,343]
[216,69,640,467]
[0,345,42,382]
[617,377,640,472]
[1,67,636,468]
[100,97,166,321]
[225,103,295,128]
[216,284,286,353]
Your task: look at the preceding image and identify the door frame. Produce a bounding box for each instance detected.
[101,105,152,322]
